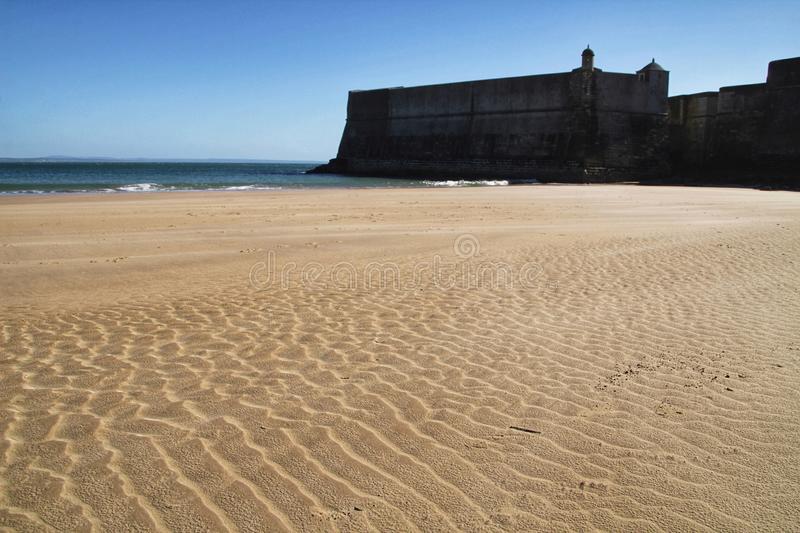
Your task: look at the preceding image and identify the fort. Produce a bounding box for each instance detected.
[312,48,800,185]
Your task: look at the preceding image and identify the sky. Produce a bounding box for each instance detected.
[1,0,797,161]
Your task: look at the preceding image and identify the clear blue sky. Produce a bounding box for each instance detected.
[1,0,797,161]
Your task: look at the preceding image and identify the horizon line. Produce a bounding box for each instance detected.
[0,156,325,164]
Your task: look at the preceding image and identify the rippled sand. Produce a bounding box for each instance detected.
[1,185,799,531]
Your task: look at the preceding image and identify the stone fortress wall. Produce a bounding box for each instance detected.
[314,50,799,184]
[669,57,800,178]
[317,48,669,181]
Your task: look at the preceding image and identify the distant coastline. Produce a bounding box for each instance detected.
[0,156,324,164]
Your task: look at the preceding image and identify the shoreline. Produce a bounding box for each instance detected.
[0,180,516,196]
[3,176,798,197]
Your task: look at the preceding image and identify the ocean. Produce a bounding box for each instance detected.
[0,161,514,194]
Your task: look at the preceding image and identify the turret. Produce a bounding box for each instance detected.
[637,58,669,113]
[581,45,595,71]
[637,58,666,82]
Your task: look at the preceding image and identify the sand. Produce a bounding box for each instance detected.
[1,184,799,531]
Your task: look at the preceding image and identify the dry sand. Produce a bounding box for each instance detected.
[1,185,799,531]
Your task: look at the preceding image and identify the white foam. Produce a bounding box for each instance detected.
[0,183,285,195]
[116,182,164,192]
[220,185,281,191]
[0,189,47,195]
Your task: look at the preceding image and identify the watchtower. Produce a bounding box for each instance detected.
[581,45,595,71]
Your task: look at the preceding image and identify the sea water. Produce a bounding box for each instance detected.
[0,161,517,194]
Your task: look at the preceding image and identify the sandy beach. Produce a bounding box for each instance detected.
[1,184,799,531]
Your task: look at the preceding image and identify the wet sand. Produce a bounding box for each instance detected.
[1,185,799,531]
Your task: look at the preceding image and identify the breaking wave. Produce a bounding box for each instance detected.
[115,182,169,192]
[219,185,281,191]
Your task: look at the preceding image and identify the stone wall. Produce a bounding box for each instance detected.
[317,56,670,181]
[337,73,578,165]
[668,57,800,181]
[713,83,769,170]
[761,58,800,169]
[668,92,718,171]
[316,54,799,185]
